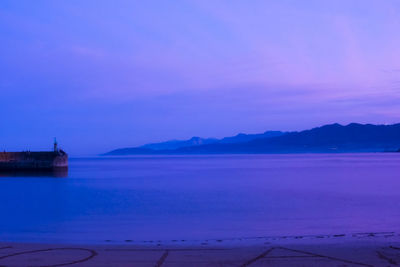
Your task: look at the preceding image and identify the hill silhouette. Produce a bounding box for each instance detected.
[104,123,400,155]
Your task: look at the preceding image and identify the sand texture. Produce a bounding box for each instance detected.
[1,232,400,266]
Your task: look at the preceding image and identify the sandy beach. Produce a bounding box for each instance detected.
[1,232,400,266]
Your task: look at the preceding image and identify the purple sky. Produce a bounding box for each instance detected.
[1,0,400,155]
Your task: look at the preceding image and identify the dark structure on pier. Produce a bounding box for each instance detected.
[0,140,68,171]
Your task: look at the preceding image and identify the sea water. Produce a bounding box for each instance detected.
[1,154,399,244]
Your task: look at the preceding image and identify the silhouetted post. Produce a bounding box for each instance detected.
[54,138,58,152]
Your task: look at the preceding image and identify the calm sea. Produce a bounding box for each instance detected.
[1,154,399,244]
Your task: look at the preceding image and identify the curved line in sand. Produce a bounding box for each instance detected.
[0,247,97,267]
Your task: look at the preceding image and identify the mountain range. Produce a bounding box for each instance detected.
[103,123,400,155]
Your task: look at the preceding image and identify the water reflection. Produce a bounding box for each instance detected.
[0,168,68,178]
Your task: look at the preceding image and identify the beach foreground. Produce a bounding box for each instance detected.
[1,232,400,266]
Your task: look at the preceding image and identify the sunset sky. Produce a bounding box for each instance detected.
[1,0,400,155]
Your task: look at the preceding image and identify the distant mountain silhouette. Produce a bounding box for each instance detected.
[103,123,400,155]
[104,131,284,155]
[218,131,284,144]
[141,136,219,150]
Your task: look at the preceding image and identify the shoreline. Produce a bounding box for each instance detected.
[2,230,398,246]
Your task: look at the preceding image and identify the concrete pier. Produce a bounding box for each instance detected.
[0,150,68,170]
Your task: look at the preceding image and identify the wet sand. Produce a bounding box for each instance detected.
[1,232,400,266]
